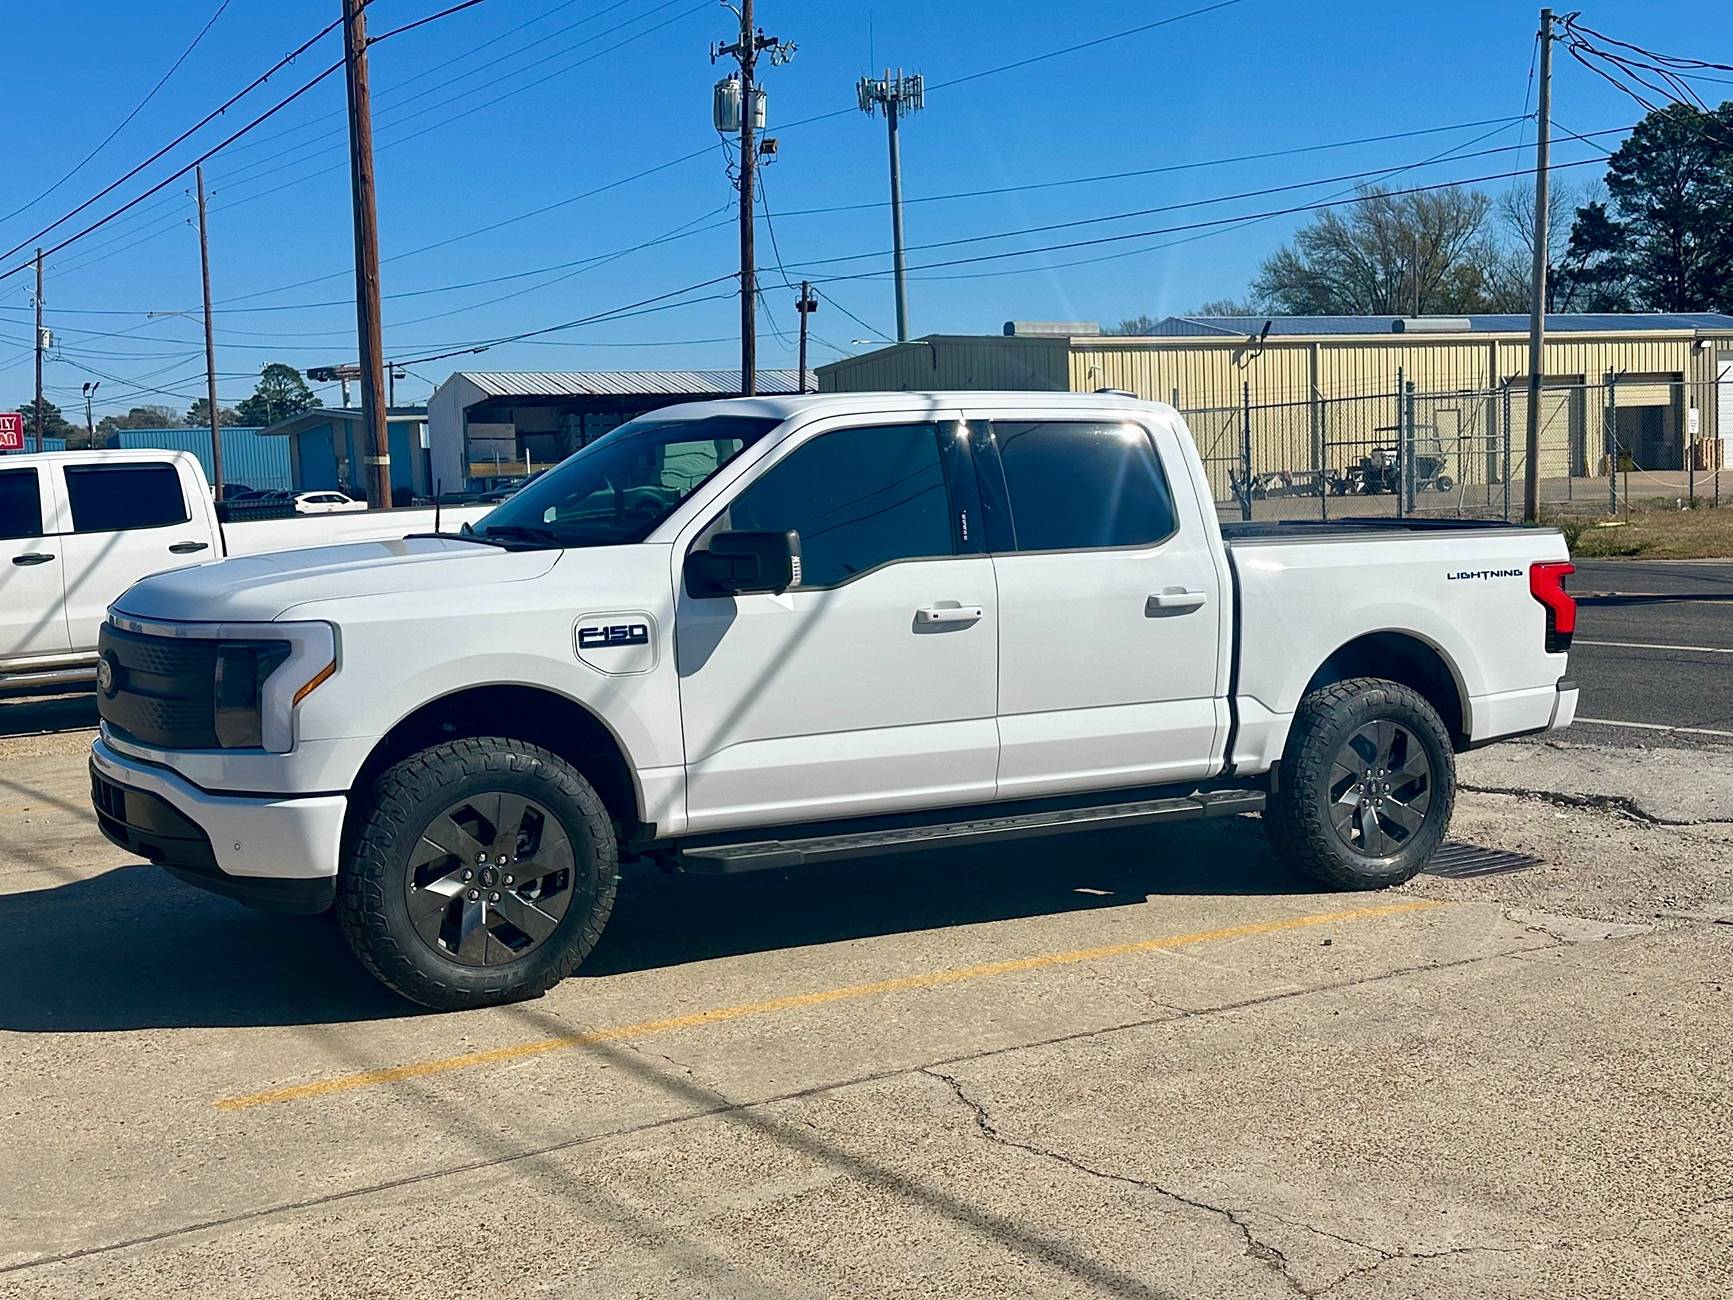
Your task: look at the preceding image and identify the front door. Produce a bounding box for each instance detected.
[57,460,210,651]
[0,465,71,661]
[676,418,999,832]
[971,411,1226,799]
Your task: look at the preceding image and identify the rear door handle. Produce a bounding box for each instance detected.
[11,552,54,566]
[915,604,984,625]
[168,541,210,554]
[1147,588,1208,613]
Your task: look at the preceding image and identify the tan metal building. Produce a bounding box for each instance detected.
[818,314,1733,498]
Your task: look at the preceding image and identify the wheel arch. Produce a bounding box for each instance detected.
[348,684,644,833]
[1300,631,1468,748]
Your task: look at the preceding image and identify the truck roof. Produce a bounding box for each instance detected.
[643,391,1179,422]
[1,447,203,467]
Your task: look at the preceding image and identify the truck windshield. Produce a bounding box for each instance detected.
[474,414,781,547]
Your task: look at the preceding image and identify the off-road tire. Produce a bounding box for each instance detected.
[1264,677,1455,890]
[337,737,618,1010]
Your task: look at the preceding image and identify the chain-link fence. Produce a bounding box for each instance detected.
[1180,375,1728,523]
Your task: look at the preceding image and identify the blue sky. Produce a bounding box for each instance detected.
[1,0,1725,418]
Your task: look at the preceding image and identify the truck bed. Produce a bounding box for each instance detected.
[1221,516,1532,545]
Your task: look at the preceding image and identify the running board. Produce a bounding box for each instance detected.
[677,789,1266,874]
[0,664,96,690]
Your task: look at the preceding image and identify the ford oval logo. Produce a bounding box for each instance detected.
[96,653,117,697]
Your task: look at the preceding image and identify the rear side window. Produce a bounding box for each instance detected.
[0,468,43,540]
[64,464,190,534]
[991,420,1178,552]
[723,423,954,587]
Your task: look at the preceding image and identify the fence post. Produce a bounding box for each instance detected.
[1686,376,1696,507]
[1392,367,1404,520]
[1605,369,1617,516]
[1239,381,1253,522]
[1318,398,1329,523]
[1170,386,1180,408]
[1501,379,1512,521]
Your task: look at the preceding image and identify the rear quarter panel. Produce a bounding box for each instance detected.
[1229,528,1571,768]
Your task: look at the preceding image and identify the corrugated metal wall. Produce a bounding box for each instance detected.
[819,337,1069,392]
[115,426,291,492]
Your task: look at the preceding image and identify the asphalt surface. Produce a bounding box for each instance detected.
[1562,559,1733,750]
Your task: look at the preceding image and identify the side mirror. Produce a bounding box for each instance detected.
[685,530,801,597]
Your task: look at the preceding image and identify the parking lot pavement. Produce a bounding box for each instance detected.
[1561,558,1733,750]
[3,722,1730,1299]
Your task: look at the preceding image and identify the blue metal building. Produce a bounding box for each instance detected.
[114,426,291,493]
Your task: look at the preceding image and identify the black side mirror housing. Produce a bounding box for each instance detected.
[685,530,801,597]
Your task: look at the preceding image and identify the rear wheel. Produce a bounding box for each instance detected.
[1264,677,1454,890]
[337,737,618,1009]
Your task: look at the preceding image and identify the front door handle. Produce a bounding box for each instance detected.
[1147,588,1208,613]
[11,552,54,566]
[915,604,984,626]
[168,541,210,555]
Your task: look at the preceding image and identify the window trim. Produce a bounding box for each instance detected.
[969,416,1182,557]
[0,465,46,542]
[687,418,972,595]
[62,462,192,535]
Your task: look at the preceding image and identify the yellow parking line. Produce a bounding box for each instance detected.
[216,898,1443,1111]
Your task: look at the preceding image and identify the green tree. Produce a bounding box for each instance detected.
[13,397,79,444]
[235,362,320,427]
[1251,186,1500,315]
[94,404,179,442]
[1561,102,1733,311]
[186,397,242,428]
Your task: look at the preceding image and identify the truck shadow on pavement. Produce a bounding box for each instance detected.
[0,690,97,739]
[0,816,1306,1033]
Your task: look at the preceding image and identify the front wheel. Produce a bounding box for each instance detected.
[337,737,619,1010]
[1264,677,1455,890]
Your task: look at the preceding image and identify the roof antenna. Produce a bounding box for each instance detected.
[433,479,442,535]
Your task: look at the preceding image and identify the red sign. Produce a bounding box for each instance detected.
[0,412,22,452]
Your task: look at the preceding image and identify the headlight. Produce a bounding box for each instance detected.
[215,621,337,752]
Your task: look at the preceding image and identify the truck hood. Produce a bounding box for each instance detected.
[112,537,562,624]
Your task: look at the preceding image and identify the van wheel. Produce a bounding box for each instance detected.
[1264,677,1454,890]
[337,737,618,1010]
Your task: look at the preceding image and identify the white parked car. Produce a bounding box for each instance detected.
[0,449,487,691]
[292,490,367,515]
[88,393,1579,1009]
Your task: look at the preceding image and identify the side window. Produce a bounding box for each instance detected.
[723,423,954,587]
[63,464,191,534]
[992,420,1178,552]
[0,468,43,540]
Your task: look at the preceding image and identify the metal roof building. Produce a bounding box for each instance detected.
[427,369,813,491]
[818,314,1733,510]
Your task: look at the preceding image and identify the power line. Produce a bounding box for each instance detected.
[1,1,232,226]
[0,10,347,265]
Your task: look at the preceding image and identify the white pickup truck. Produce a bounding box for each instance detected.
[88,393,1579,1009]
[0,449,485,692]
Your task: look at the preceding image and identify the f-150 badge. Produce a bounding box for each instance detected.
[578,623,650,648]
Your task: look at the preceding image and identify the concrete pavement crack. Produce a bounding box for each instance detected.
[1460,783,1733,827]
[1309,1243,1527,1297]
[921,1067,1325,1297]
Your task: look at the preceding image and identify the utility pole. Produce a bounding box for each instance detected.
[712,2,792,397]
[856,71,923,342]
[81,382,98,442]
[195,166,226,502]
[343,0,391,509]
[1523,7,1556,524]
[33,250,44,443]
[795,280,818,392]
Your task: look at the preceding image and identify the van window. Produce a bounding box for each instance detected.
[64,463,191,533]
[0,468,43,540]
[722,423,953,587]
[990,420,1178,552]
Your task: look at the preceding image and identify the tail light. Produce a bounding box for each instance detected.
[1530,561,1576,653]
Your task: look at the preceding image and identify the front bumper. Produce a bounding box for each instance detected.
[90,738,347,913]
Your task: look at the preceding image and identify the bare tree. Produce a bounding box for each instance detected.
[1484,181,1596,310]
[1251,186,1500,315]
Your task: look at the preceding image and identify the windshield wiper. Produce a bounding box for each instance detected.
[476,524,563,547]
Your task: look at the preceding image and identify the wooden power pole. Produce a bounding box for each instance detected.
[33,250,44,444]
[1522,8,1555,524]
[795,280,817,392]
[343,0,391,509]
[195,167,226,502]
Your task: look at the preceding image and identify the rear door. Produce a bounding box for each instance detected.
[676,415,1000,832]
[972,409,1226,799]
[57,461,213,652]
[0,464,72,660]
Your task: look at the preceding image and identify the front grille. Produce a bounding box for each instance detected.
[97,623,219,749]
